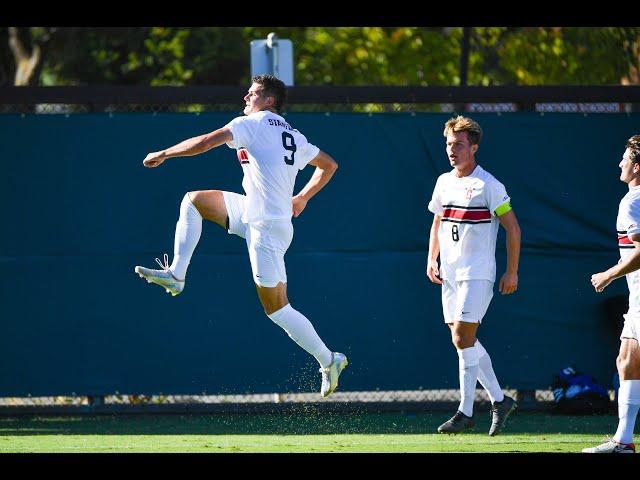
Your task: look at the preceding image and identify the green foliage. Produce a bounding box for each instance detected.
[33,27,248,86]
[1,27,639,86]
[471,27,640,85]
[244,27,460,85]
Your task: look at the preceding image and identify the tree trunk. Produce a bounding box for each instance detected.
[8,27,41,86]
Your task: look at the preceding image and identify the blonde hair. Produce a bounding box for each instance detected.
[443,115,482,145]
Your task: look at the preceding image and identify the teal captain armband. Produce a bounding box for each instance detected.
[494,201,512,216]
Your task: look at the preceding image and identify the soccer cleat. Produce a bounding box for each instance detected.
[582,438,636,453]
[437,411,476,434]
[320,352,348,398]
[488,395,517,436]
[134,253,185,296]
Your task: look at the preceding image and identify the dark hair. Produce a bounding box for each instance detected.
[252,74,287,113]
[627,135,640,163]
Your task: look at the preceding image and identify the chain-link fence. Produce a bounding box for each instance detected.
[0,389,570,415]
[1,85,639,114]
[0,102,636,115]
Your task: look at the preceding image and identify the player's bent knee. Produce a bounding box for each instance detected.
[264,299,290,316]
[185,190,204,213]
[261,297,288,316]
[177,192,202,218]
[451,335,465,350]
[187,189,212,205]
[451,334,475,350]
[187,190,228,227]
[617,354,625,370]
[184,191,197,203]
[617,356,634,378]
[256,282,288,315]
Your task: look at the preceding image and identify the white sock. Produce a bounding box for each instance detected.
[614,380,640,444]
[169,193,202,280]
[268,304,333,368]
[475,340,505,403]
[457,346,480,417]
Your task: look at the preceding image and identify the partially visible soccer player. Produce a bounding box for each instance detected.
[426,116,521,435]
[134,74,348,398]
[583,135,640,454]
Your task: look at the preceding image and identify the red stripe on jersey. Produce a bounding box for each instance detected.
[236,149,249,163]
[442,207,491,221]
[619,234,633,245]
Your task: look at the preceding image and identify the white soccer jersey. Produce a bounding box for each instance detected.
[428,165,510,282]
[225,111,320,223]
[617,185,640,312]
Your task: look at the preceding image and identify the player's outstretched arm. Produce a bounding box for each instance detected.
[592,236,640,292]
[292,150,338,218]
[498,209,521,294]
[142,127,233,168]
[426,214,443,285]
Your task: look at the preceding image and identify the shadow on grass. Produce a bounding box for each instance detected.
[0,410,617,436]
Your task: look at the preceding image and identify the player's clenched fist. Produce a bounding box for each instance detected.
[591,271,612,293]
[143,151,166,168]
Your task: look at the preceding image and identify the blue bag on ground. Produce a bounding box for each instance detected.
[552,366,611,415]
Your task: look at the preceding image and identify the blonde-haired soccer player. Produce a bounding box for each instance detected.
[134,75,347,398]
[427,116,521,435]
[583,135,640,454]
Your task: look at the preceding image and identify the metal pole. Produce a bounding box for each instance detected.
[267,32,279,78]
[455,27,472,113]
[460,27,471,86]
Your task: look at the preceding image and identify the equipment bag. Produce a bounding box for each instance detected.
[552,365,611,415]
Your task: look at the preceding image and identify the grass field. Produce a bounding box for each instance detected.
[0,410,623,453]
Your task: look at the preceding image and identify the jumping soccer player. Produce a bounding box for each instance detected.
[135,74,348,398]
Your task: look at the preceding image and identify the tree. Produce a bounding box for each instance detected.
[1,27,56,85]
[468,27,640,86]
[1,27,639,87]
[0,27,249,87]
[40,27,248,86]
[245,27,460,86]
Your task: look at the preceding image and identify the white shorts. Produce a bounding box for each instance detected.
[441,279,494,324]
[222,191,293,288]
[621,312,640,341]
